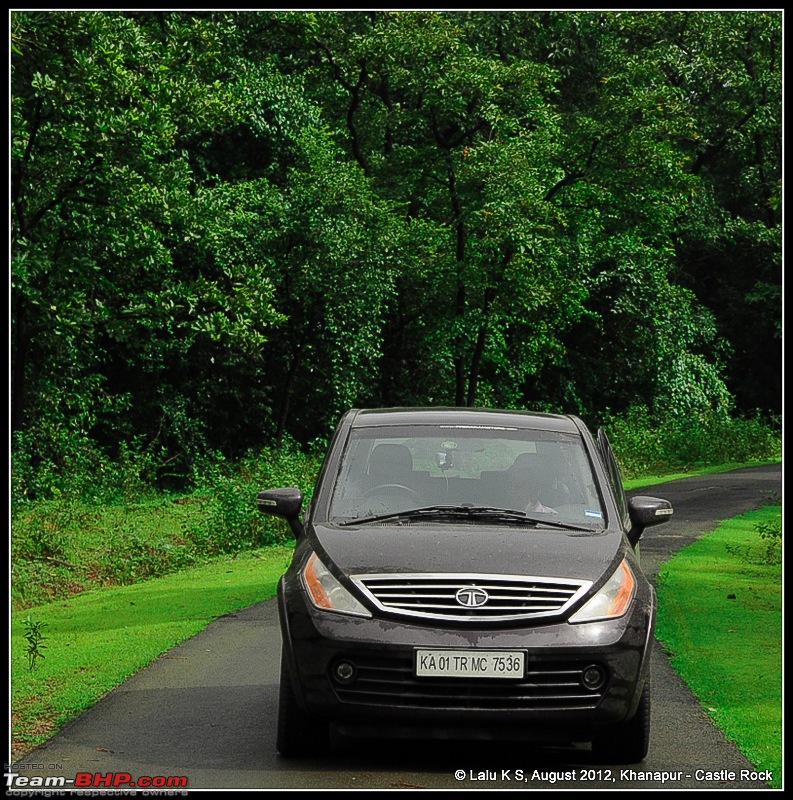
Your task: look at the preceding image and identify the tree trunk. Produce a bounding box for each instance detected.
[466,286,496,407]
[275,332,307,448]
[11,292,28,432]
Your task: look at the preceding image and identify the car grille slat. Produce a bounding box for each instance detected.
[333,655,605,710]
[352,573,592,622]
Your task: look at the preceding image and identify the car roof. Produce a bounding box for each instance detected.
[349,407,581,434]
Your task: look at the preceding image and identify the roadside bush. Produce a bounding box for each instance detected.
[10,438,321,609]
[11,406,779,609]
[604,406,781,479]
[725,508,782,566]
[11,502,91,607]
[187,440,321,554]
[11,427,162,506]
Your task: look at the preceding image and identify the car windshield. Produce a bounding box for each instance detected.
[328,423,605,529]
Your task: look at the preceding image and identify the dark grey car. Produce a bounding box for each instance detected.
[257,408,673,763]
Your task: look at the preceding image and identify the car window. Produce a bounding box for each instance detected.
[328,424,604,528]
[596,428,629,527]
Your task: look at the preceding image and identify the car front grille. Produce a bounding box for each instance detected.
[332,654,605,710]
[351,573,592,622]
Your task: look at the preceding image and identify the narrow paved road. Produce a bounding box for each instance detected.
[11,464,781,790]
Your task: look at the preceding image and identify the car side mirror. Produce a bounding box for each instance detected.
[256,487,304,538]
[627,495,673,546]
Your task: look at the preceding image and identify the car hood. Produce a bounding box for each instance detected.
[310,522,625,584]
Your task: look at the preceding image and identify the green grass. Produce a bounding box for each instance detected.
[11,496,211,609]
[655,504,782,788]
[9,491,302,610]
[622,459,781,491]
[10,545,294,759]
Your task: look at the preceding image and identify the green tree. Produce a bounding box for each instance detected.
[273,10,751,418]
[276,11,590,408]
[10,11,781,498]
[665,11,782,413]
[11,11,282,486]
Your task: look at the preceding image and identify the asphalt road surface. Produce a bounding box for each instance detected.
[10,464,781,791]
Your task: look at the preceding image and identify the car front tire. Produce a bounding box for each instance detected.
[276,656,330,757]
[592,677,651,764]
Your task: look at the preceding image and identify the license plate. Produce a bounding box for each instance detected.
[415,649,525,679]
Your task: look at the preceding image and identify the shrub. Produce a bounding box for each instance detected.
[11,427,162,506]
[725,509,782,566]
[10,437,322,608]
[187,440,321,554]
[603,406,781,479]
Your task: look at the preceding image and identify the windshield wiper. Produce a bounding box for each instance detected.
[455,506,594,531]
[336,504,473,526]
[339,504,508,525]
[515,514,594,532]
[337,504,592,530]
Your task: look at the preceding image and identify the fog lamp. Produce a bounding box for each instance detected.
[334,661,357,684]
[581,664,606,691]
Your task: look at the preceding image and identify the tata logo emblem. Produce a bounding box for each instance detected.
[455,586,489,607]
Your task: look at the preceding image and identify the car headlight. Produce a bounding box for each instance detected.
[302,552,372,617]
[568,559,635,623]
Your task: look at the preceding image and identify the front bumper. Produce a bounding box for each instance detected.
[278,573,655,743]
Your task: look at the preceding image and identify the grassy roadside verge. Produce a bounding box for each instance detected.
[655,504,782,789]
[10,545,294,760]
[622,459,780,491]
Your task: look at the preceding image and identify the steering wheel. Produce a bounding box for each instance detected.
[363,483,420,500]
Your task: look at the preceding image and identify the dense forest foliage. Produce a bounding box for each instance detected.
[11,11,781,499]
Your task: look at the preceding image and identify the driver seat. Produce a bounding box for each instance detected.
[367,443,415,489]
